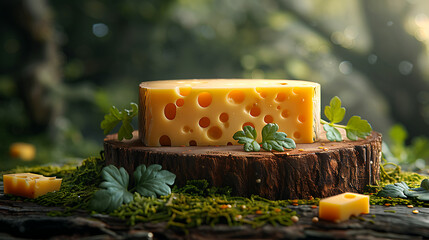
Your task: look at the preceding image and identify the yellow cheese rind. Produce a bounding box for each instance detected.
[3,173,62,198]
[319,192,369,222]
[139,79,320,146]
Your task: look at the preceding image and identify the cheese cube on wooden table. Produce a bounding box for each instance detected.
[319,192,369,222]
[3,173,62,198]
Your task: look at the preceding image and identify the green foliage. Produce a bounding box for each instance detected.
[90,164,176,213]
[89,165,134,212]
[324,96,345,124]
[101,103,138,141]
[322,96,372,141]
[384,124,429,169]
[134,164,176,197]
[233,125,260,152]
[377,179,429,201]
[377,182,409,198]
[261,123,296,151]
[233,123,296,152]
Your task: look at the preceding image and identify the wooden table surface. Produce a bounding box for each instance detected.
[1,182,429,240]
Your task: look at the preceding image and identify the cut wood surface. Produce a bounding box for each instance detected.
[104,130,382,199]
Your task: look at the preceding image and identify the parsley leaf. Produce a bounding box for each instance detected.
[324,96,345,124]
[321,96,372,141]
[323,124,342,142]
[233,125,260,152]
[134,164,176,197]
[89,164,176,213]
[101,102,138,141]
[233,123,296,152]
[261,123,296,151]
[89,165,133,212]
[345,116,372,140]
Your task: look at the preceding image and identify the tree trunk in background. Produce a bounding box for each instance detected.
[5,0,62,133]
[280,0,429,139]
[360,0,429,139]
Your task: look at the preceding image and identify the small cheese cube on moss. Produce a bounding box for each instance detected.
[3,173,62,198]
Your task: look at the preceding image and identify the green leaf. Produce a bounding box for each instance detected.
[89,189,113,212]
[261,123,296,151]
[345,116,372,140]
[377,182,409,198]
[324,96,346,124]
[233,126,260,152]
[100,107,121,135]
[134,164,176,197]
[389,124,407,146]
[100,103,138,141]
[323,124,342,142]
[377,180,429,202]
[89,165,134,212]
[405,179,429,201]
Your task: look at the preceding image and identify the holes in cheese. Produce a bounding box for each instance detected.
[159,135,171,146]
[294,132,301,139]
[228,90,246,104]
[199,117,210,128]
[264,115,274,123]
[281,109,290,118]
[164,103,176,120]
[139,79,320,146]
[198,92,212,107]
[207,126,222,140]
[183,126,193,133]
[178,87,192,96]
[275,92,287,102]
[219,113,229,122]
[243,122,255,129]
[249,104,261,117]
[298,114,305,123]
[255,87,267,98]
[176,98,184,107]
[189,140,197,146]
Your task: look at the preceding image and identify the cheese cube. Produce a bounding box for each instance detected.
[139,79,320,146]
[3,173,62,198]
[319,192,369,222]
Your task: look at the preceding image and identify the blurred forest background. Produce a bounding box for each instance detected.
[1,0,429,170]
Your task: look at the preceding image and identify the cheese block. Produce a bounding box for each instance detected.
[318,192,370,222]
[3,173,62,198]
[139,79,320,146]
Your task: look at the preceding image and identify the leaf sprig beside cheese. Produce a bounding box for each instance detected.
[321,96,372,142]
[233,123,296,152]
[89,164,176,213]
[101,102,138,141]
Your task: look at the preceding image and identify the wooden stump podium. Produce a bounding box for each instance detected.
[104,130,382,200]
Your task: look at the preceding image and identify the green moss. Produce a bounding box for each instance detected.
[172,179,232,197]
[112,193,302,232]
